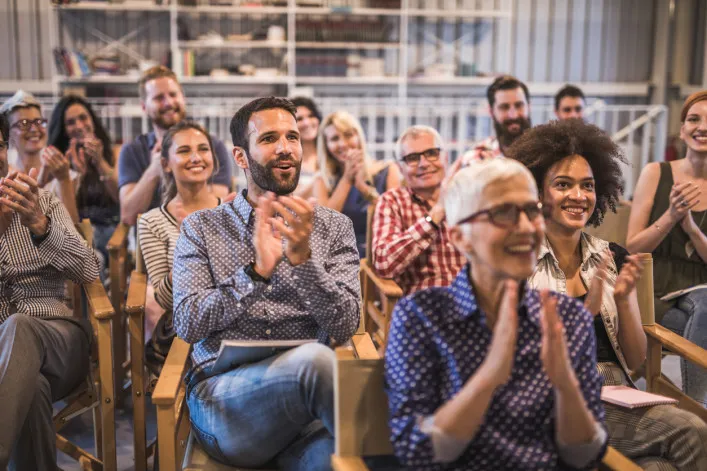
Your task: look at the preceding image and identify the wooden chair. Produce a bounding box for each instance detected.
[123,215,159,471]
[636,253,707,424]
[55,219,117,471]
[331,334,641,471]
[106,222,131,402]
[153,333,377,471]
[359,205,403,353]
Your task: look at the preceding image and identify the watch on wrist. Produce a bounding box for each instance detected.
[425,214,439,230]
[30,216,51,244]
[245,262,270,283]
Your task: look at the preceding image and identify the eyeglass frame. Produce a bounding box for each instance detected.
[10,118,48,131]
[457,201,544,228]
[398,147,442,166]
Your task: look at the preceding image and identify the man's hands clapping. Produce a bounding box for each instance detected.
[252,192,315,279]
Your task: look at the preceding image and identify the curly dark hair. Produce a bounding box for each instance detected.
[506,119,626,227]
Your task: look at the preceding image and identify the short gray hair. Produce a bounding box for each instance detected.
[445,157,537,226]
[395,125,443,160]
[0,90,41,117]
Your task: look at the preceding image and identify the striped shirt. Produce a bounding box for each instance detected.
[0,189,99,323]
[138,199,222,311]
[372,187,465,295]
[138,205,180,311]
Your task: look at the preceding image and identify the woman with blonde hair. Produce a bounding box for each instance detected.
[313,110,401,257]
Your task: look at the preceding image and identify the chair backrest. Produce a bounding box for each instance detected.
[635,253,655,325]
[585,200,632,246]
[334,348,393,457]
[365,204,376,264]
[135,214,145,275]
[71,219,94,318]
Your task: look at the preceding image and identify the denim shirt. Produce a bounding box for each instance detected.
[528,233,634,385]
[172,191,361,376]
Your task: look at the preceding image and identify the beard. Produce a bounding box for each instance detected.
[246,151,301,196]
[493,116,532,149]
[151,105,186,130]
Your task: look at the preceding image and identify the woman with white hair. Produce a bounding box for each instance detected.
[0,90,80,223]
[385,157,607,470]
[312,110,401,257]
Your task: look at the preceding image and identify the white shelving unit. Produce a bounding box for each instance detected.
[49,0,514,101]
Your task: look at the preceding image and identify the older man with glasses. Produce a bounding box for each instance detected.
[371,125,465,295]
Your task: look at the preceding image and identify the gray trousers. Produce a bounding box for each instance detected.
[0,314,90,471]
[600,362,707,471]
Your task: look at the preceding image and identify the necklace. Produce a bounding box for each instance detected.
[685,210,707,258]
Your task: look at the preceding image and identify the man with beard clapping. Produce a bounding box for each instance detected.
[463,75,532,163]
[118,66,233,225]
[171,97,360,470]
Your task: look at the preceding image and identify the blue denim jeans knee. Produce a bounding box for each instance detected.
[660,288,707,407]
[187,343,336,470]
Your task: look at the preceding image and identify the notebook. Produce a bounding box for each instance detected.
[659,284,707,302]
[212,339,317,375]
[601,385,678,409]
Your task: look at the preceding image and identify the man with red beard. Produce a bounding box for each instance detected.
[118,66,233,225]
[463,75,531,163]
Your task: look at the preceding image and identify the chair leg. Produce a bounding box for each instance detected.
[109,248,128,405]
[128,310,148,471]
[96,318,117,471]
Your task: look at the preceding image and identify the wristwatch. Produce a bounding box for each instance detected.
[30,216,51,245]
[245,262,270,283]
[425,214,439,230]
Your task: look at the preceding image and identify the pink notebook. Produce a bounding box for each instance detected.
[601,385,678,409]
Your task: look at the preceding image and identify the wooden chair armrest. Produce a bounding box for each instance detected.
[152,337,191,406]
[106,223,130,254]
[331,456,370,471]
[125,271,147,316]
[351,333,379,360]
[83,278,114,320]
[360,262,403,299]
[644,324,707,370]
[602,445,642,471]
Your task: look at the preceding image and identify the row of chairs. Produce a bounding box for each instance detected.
[92,198,706,470]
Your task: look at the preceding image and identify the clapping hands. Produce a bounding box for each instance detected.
[253,192,315,279]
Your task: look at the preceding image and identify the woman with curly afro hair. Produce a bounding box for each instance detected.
[508,119,707,470]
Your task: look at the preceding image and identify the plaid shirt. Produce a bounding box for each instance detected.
[461,136,504,164]
[372,187,465,295]
[0,189,99,323]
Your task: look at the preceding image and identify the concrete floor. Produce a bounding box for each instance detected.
[55,356,685,471]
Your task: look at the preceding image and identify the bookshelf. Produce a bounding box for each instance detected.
[49,0,514,99]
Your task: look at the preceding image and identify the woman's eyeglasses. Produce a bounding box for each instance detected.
[10,119,48,131]
[458,202,543,228]
[399,147,441,167]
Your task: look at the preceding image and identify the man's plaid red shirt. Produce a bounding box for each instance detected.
[371,186,465,295]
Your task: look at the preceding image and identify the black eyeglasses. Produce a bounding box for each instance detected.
[10,118,48,131]
[459,202,543,228]
[399,147,441,166]
[0,142,7,151]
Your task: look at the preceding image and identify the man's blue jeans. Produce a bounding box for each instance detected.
[187,343,336,470]
[661,288,707,407]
